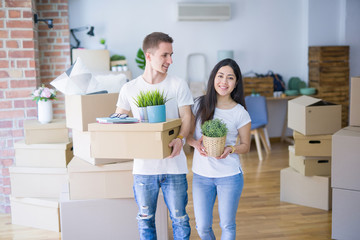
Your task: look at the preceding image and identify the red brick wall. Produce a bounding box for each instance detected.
[0,0,70,213]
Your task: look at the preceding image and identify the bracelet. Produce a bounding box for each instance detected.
[177,135,185,146]
[227,145,235,154]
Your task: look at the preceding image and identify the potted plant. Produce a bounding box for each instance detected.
[201,119,228,157]
[133,90,168,123]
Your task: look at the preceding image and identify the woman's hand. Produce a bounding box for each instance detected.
[193,136,208,157]
[216,146,233,159]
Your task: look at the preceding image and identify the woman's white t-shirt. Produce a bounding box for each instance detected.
[192,102,251,178]
[117,75,194,175]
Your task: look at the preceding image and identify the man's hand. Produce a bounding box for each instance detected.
[168,138,183,158]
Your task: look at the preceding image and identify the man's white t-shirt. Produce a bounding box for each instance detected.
[192,102,251,178]
[117,75,194,175]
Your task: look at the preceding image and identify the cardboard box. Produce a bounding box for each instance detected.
[60,183,168,240]
[288,145,331,176]
[293,131,332,156]
[68,157,133,200]
[89,118,181,159]
[288,95,342,135]
[332,188,360,240]
[72,129,131,165]
[65,93,118,132]
[280,167,331,210]
[350,76,360,126]
[24,119,69,144]
[10,196,60,232]
[14,140,73,168]
[72,49,110,72]
[332,126,360,191]
[9,166,67,198]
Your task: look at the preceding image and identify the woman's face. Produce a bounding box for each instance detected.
[214,65,237,97]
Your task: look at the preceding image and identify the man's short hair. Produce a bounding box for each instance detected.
[142,32,173,54]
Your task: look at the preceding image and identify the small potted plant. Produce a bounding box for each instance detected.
[133,90,168,123]
[31,84,57,124]
[201,119,228,157]
[135,48,145,70]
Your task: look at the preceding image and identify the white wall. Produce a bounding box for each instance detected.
[68,0,308,84]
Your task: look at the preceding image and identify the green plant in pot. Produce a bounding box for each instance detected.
[201,119,228,157]
[134,90,168,123]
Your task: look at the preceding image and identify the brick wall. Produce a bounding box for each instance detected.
[0,0,70,213]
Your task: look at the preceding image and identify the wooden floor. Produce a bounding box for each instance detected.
[0,141,332,240]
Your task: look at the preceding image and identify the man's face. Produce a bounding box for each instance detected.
[147,42,173,73]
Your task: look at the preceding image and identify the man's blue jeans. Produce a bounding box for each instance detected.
[133,174,191,240]
[192,172,244,240]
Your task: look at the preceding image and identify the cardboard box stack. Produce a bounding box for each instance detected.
[331,76,360,239]
[63,93,173,240]
[10,119,71,232]
[280,95,342,210]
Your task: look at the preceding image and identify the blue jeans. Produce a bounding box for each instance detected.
[133,174,191,240]
[192,173,244,240]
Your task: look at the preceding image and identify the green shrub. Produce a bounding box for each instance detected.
[201,119,228,138]
[110,54,126,61]
[133,90,168,107]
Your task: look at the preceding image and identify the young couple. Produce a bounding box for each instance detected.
[116,32,251,240]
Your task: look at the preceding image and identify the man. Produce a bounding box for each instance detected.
[116,32,193,240]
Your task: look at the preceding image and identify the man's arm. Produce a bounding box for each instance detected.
[168,105,192,158]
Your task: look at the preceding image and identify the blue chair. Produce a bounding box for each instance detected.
[245,95,271,161]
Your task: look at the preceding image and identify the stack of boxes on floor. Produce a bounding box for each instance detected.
[331,76,360,239]
[62,92,170,240]
[280,95,342,210]
[10,119,72,232]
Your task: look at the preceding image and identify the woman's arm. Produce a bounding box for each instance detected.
[186,112,207,157]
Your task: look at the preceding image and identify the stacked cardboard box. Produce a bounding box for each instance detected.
[280,95,342,210]
[331,76,360,239]
[10,119,71,232]
[63,93,171,240]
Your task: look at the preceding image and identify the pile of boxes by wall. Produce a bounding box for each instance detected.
[9,92,175,239]
[331,76,360,239]
[280,95,342,210]
[10,119,71,232]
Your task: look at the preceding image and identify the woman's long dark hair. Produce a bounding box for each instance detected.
[195,58,246,125]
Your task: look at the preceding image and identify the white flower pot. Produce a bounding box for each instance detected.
[37,100,53,124]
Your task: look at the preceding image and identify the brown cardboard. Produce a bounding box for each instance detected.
[89,118,181,159]
[288,95,342,135]
[14,140,73,168]
[332,188,360,240]
[350,76,360,126]
[10,196,60,232]
[332,126,360,191]
[72,129,132,165]
[67,157,134,200]
[72,49,110,72]
[65,93,118,132]
[288,145,331,176]
[24,119,69,144]
[60,183,169,240]
[293,131,332,156]
[280,167,331,210]
[9,167,67,198]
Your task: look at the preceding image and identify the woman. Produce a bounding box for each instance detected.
[187,58,251,239]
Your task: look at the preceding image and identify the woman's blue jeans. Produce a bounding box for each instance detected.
[133,174,191,240]
[192,172,244,240]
